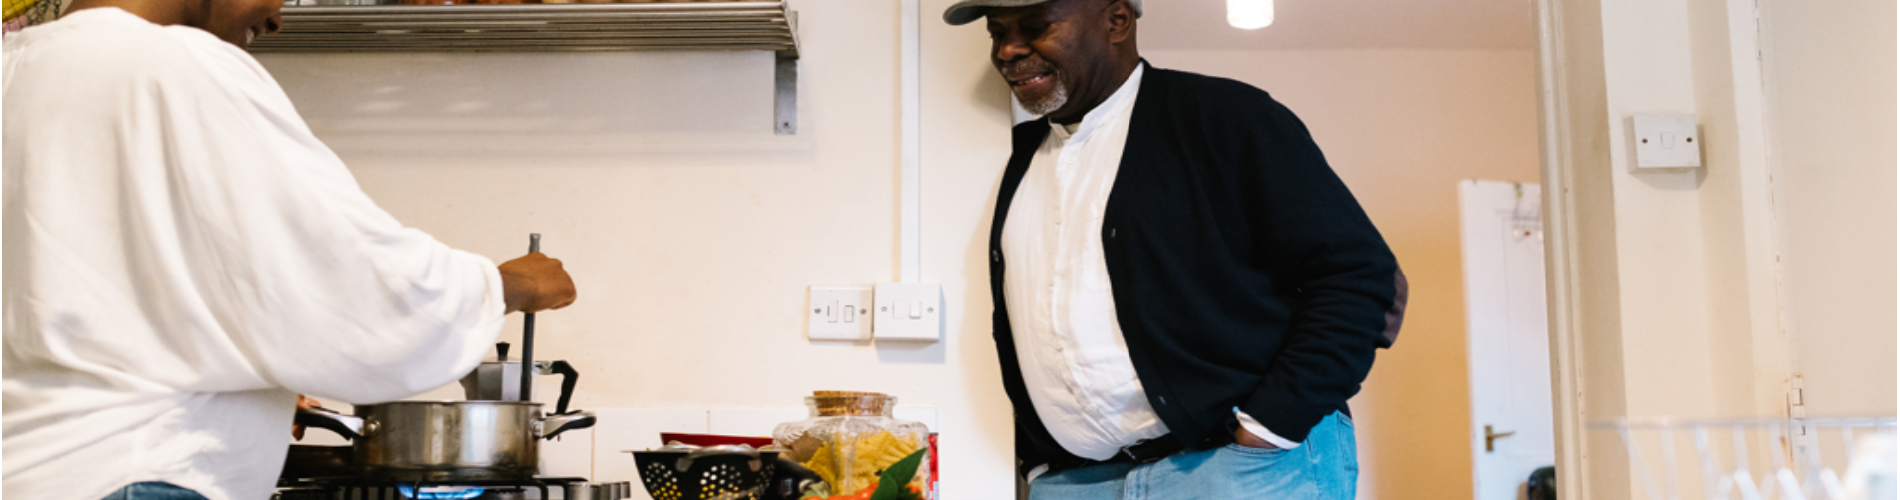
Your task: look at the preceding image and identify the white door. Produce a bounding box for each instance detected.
[1460,180,1557,500]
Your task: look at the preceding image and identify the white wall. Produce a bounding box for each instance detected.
[1757,0,1898,418]
[1539,0,1896,497]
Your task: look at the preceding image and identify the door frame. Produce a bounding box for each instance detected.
[1531,0,1598,498]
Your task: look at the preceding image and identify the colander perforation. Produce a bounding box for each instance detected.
[632,451,776,500]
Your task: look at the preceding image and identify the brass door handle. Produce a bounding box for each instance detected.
[1484,424,1516,452]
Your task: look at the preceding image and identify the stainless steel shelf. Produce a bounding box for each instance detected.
[253,2,797,54]
[250,1,802,134]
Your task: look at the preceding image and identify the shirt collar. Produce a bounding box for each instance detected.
[1049,62,1146,143]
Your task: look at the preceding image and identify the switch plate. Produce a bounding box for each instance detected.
[807,286,872,341]
[873,282,943,342]
[1632,114,1702,169]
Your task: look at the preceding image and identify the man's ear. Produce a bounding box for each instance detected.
[1106,0,1136,44]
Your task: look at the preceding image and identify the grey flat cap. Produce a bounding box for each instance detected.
[943,0,1143,26]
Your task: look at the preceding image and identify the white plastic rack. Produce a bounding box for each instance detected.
[1596,417,1897,500]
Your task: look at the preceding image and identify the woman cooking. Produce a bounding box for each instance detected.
[0,0,578,498]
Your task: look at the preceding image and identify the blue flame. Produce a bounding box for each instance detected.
[395,484,487,500]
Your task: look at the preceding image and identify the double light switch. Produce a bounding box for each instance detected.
[806,283,943,343]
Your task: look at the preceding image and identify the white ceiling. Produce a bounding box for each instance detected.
[1137,0,1537,51]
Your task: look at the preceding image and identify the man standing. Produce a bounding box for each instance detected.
[2,0,577,498]
[945,0,1407,497]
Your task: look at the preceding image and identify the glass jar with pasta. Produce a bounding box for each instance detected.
[772,391,931,499]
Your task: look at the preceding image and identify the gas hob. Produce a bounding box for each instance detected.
[272,476,632,500]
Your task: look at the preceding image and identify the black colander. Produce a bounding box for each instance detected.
[629,447,780,500]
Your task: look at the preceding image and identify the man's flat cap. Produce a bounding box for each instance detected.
[943,0,1143,26]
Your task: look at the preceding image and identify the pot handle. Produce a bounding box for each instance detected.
[541,410,596,440]
[542,360,578,415]
[294,406,365,440]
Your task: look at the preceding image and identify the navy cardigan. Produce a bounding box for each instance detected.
[987,65,1405,475]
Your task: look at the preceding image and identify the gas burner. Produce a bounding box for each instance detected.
[272,477,632,500]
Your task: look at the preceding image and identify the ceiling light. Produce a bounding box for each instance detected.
[1227,0,1274,30]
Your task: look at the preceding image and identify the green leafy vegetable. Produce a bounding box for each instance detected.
[867,448,928,500]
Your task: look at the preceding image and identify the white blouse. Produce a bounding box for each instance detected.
[3,9,506,500]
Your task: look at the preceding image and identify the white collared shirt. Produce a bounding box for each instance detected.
[3,9,506,500]
[1001,64,1296,466]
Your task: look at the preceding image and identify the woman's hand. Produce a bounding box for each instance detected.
[292,394,320,440]
[499,253,577,314]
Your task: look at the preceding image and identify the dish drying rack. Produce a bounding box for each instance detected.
[1596,417,1897,500]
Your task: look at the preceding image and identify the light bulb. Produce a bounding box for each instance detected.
[1227,0,1274,30]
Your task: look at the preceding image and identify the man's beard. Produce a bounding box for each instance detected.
[1016,78,1069,116]
[1003,59,1070,116]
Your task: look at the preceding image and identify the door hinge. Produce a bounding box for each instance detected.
[1788,375,1808,435]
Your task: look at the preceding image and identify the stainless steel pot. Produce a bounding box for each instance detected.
[296,401,595,481]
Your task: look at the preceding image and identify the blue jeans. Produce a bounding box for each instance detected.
[101,482,208,500]
[1028,411,1358,500]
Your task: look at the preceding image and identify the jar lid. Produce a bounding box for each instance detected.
[809,391,892,417]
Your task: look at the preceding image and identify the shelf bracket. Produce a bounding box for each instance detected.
[775,50,798,135]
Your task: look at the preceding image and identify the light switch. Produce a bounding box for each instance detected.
[808,286,873,341]
[873,283,943,343]
[1632,114,1701,169]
